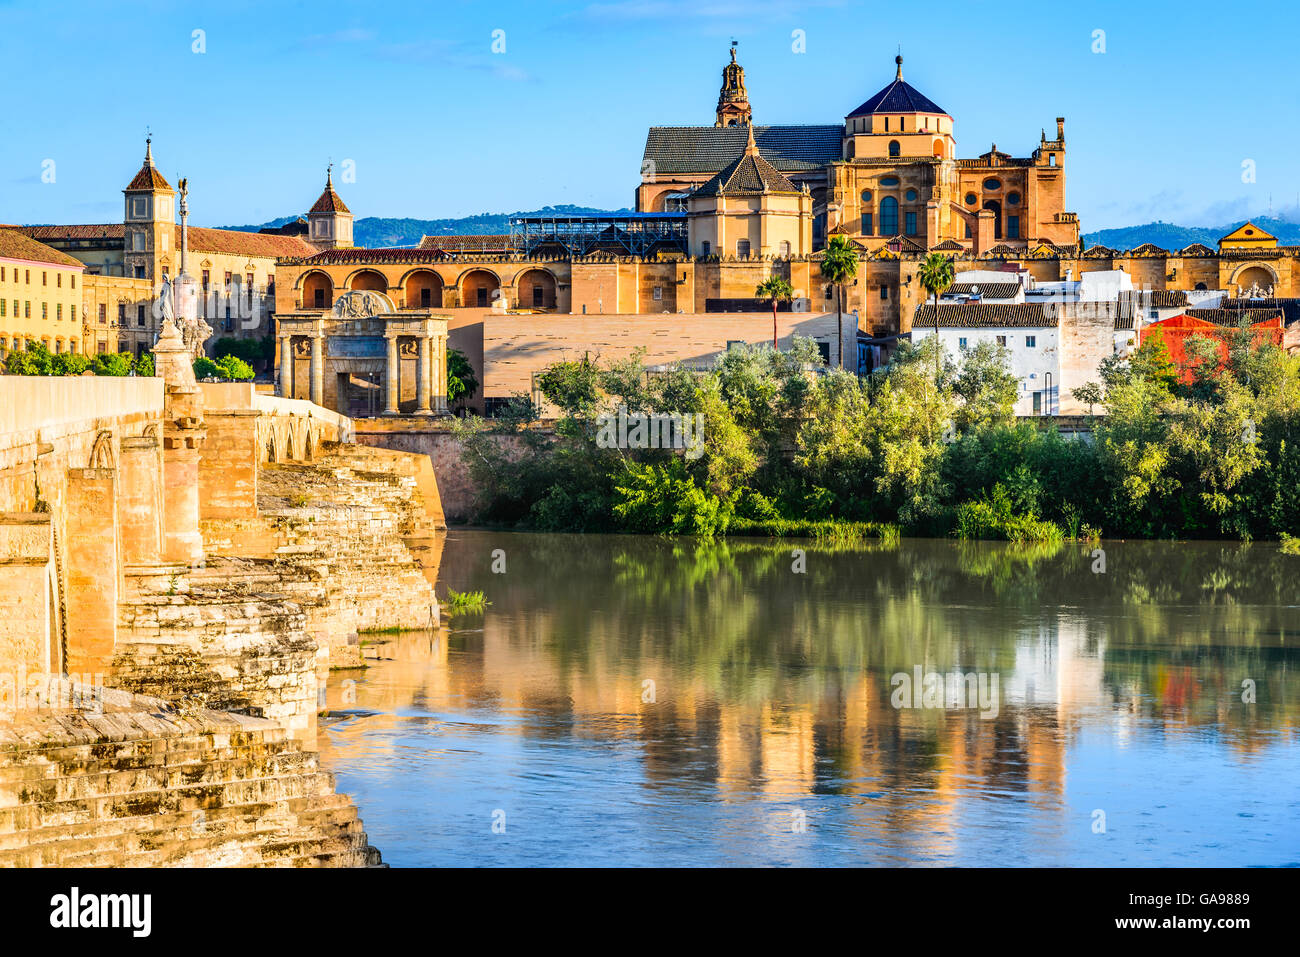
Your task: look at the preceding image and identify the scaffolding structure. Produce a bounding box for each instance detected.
[509,213,688,257]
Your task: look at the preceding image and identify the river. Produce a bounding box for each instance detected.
[318,530,1300,866]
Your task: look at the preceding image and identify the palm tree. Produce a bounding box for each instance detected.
[755,276,794,350]
[918,252,955,381]
[819,235,859,368]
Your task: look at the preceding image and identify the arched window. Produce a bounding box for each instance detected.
[880,196,899,236]
[983,200,1002,239]
[1195,282,1208,290]
[888,140,900,158]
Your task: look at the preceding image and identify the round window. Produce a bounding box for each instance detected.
[983,178,1002,191]
[1007,191,1020,206]
[880,176,900,187]
[860,190,873,202]
[905,189,917,202]
[965,192,977,205]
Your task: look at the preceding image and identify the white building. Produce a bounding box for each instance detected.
[913,269,1212,415]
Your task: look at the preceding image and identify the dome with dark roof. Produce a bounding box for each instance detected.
[694,126,802,196]
[846,56,947,118]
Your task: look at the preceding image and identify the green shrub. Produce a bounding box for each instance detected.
[953,484,1063,544]
[613,459,729,537]
[92,352,132,377]
[52,352,91,376]
[444,588,489,616]
[134,353,154,377]
[193,356,219,380]
[215,354,255,381]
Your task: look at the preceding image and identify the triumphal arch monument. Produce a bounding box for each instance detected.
[275,290,450,417]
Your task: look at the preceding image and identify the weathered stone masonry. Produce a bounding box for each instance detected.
[0,318,448,867]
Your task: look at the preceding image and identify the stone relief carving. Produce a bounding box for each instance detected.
[332,290,394,319]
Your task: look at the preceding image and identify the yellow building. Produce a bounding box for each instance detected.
[686,126,813,258]
[20,139,320,356]
[0,229,85,357]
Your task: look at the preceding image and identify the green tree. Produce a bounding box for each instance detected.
[5,342,52,375]
[951,339,1018,430]
[93,352,132,377]
[193,356,219,380]
[1072,381,1103,414]
[215,354,255,381]
[535,353,602,420]
[447,347,479,406]
[755,276,794,350]
[918,252,956,381]
[52,352,91,376]
[818,235,858,368]
[133,352,154,377]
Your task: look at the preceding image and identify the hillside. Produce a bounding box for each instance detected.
[220,209,1300,254]
[1082,216,1300,251]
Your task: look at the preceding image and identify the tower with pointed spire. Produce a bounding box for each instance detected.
[714,43,752,128]
[308,166,354,250]
[122,135,176,282]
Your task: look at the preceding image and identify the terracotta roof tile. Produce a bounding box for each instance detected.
[0,229,85,268]
[417,234,512,253]
[185,226,318,259]
[19,224,125,241]
[310,186,350,215]
[915,303,1054,328]
[126,163,172,192]
[946,282,1020,299]
[694,140,800,196]
[295,247,451,265]
[1184,307,1284,326]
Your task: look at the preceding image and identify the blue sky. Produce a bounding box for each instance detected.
[3,0,1298,232]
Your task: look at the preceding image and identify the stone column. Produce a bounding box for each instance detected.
[162,432,204,565]
[434,334,449,413]
[118,435,161,565]
[384,334,399,414]
[416,336,432,414]
[310,334,324,407]
[65,467,119,674]
[279,335,292,398]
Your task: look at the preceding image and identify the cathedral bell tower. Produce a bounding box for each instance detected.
[714,43,752,127]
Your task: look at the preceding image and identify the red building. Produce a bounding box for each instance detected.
[1139,313,1282,382]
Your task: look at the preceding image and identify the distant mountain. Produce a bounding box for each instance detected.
[218,204,629,249]
[1083,216,1300,251]
[221,209,1300,254]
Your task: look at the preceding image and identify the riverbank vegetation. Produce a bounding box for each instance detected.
[451,323,1300,541]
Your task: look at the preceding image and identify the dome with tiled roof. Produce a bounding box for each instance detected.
[847,56,947,118]
[310,167,351,215]
[125,137,172,192]
[694,125,802,196]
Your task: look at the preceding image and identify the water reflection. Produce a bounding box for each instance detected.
[319,532,1300,867]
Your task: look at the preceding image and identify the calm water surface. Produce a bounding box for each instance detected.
[319,531,1300,866]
